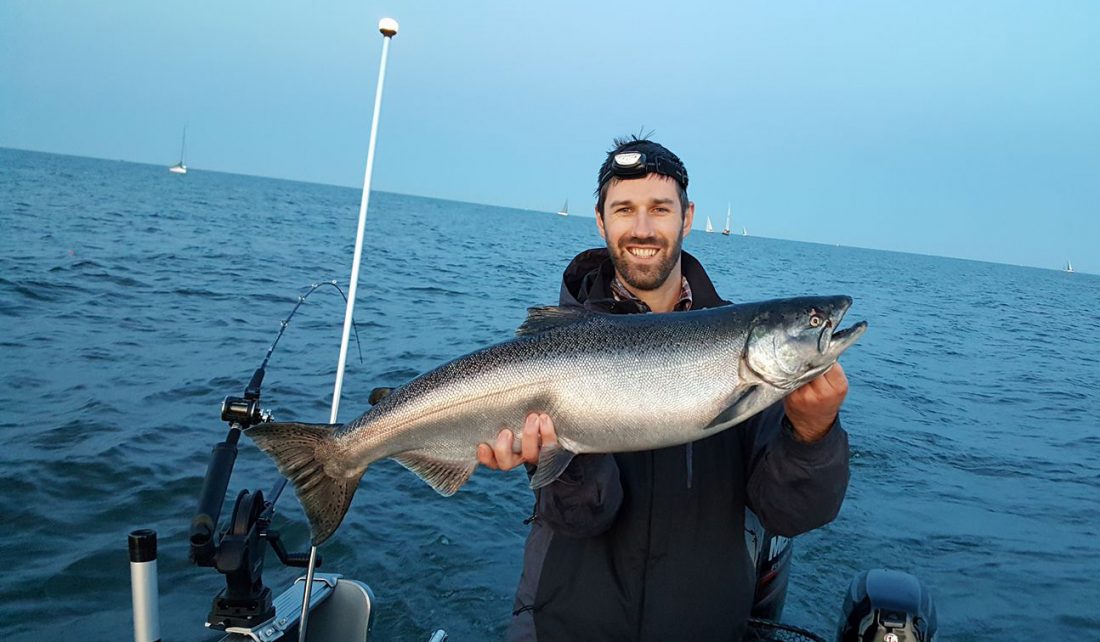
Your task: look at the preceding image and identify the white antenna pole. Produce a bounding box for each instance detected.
[329,17,399,425]
[298,17,399,642]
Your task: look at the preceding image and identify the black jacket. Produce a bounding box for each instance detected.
[507,249,850,641]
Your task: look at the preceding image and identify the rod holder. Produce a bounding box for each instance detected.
[130,529,161,642]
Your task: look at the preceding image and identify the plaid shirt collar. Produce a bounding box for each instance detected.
[610,274,694,312]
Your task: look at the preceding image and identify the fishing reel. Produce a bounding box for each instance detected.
[189,366,320,631]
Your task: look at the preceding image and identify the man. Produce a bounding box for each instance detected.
[477,137,851,641]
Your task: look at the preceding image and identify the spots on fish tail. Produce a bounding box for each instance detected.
[245,421,363,545]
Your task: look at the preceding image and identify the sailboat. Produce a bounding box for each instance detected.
[742,226,748,237]
[168,126,188,174]
[1064,259,1074,273]
[705,216,714,233]
[557,200,569,216]
[721,203,731,236]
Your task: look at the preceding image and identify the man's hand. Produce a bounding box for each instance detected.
[477,412,557,471]
[784,362,849,443]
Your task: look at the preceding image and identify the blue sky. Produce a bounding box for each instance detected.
[2,1,1097,273]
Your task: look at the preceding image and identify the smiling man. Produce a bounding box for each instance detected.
[479,137,852,641]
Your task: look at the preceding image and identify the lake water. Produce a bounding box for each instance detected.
[1,147,1097,640]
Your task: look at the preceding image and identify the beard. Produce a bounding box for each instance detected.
[608,230,685,292]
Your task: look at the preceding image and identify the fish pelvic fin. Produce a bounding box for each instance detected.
[392,451,477,496]
[246,422,361,546]
[516,306,592,336]
[529,443,577,489]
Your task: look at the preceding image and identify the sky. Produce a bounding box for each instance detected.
[2,1,1098,273]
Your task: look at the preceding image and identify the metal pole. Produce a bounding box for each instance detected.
[330,17,398,426]
[129,529,160,642]
[299,17,399,642]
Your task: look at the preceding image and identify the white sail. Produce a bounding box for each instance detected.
[722,203,731,235]
[557,199,569,216]
[705,216,713,233]
[169,126,188,174]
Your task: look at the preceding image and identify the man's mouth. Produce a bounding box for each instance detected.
[625,247,661,258]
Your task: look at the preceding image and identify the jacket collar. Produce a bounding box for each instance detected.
[559,248,727,313]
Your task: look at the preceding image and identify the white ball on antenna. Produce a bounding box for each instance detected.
[378,18,399,37]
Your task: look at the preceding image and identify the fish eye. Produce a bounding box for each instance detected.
[809,314,823,328]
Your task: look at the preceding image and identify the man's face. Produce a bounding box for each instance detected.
[595,174,694,291]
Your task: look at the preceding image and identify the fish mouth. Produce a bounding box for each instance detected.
[815,297,865,356]
[796,318,867,386]
[825,320,868,355]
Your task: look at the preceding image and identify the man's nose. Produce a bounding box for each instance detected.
[632,210,655,237]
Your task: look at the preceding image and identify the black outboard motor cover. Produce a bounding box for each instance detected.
[745,509,793,621]
[837,569,937,642]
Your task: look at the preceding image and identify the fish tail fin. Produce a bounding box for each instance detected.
[246,422,362,546]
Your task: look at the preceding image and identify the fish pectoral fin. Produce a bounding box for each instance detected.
[392,452,477,496]
[704,385,764,431]
[515,306,592,336]
[529,444,577,489]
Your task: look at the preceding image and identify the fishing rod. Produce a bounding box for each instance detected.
[184,281,364,634]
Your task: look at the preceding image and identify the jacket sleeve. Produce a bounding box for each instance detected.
[529,454,624,538]
[741,403,850,537]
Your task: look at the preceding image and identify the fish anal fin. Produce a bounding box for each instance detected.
[392,451,477,496]
[516,306,592,336]
[704,385,765,431]
[529,443,577,489]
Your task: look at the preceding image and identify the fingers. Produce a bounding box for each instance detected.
[538,413,557,447]
[521,413,540,463]
[823,362,848,392]
[809,362,848,400]
[478,413,558,472]
[493,427,519,470]
[797,362,848,399]
[476,443,497,469]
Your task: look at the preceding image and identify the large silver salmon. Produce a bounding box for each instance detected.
[248,296,867,544]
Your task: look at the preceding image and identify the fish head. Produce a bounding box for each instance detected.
[742,296,867,390]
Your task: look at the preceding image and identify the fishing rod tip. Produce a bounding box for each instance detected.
[379,17,399,37]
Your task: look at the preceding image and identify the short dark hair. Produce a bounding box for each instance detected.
[595,136,690,218]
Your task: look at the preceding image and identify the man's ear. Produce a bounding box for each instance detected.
[682,201,695,237]
[595,207,607,241]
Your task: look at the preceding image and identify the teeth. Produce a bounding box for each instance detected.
[628,248,659,258]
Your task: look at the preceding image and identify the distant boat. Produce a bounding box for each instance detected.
[721,203,731,236]
[169,126,188,175]
[742,226,748,237]
[557,200,569,216]
[705,216,714,233]
[1064,259,1074,273]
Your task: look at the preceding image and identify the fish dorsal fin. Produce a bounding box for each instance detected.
[368,387,393,405]
[392,451,477,496]
[516,306,591,336]
[529,443,578,489]
[704,385,765,431]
